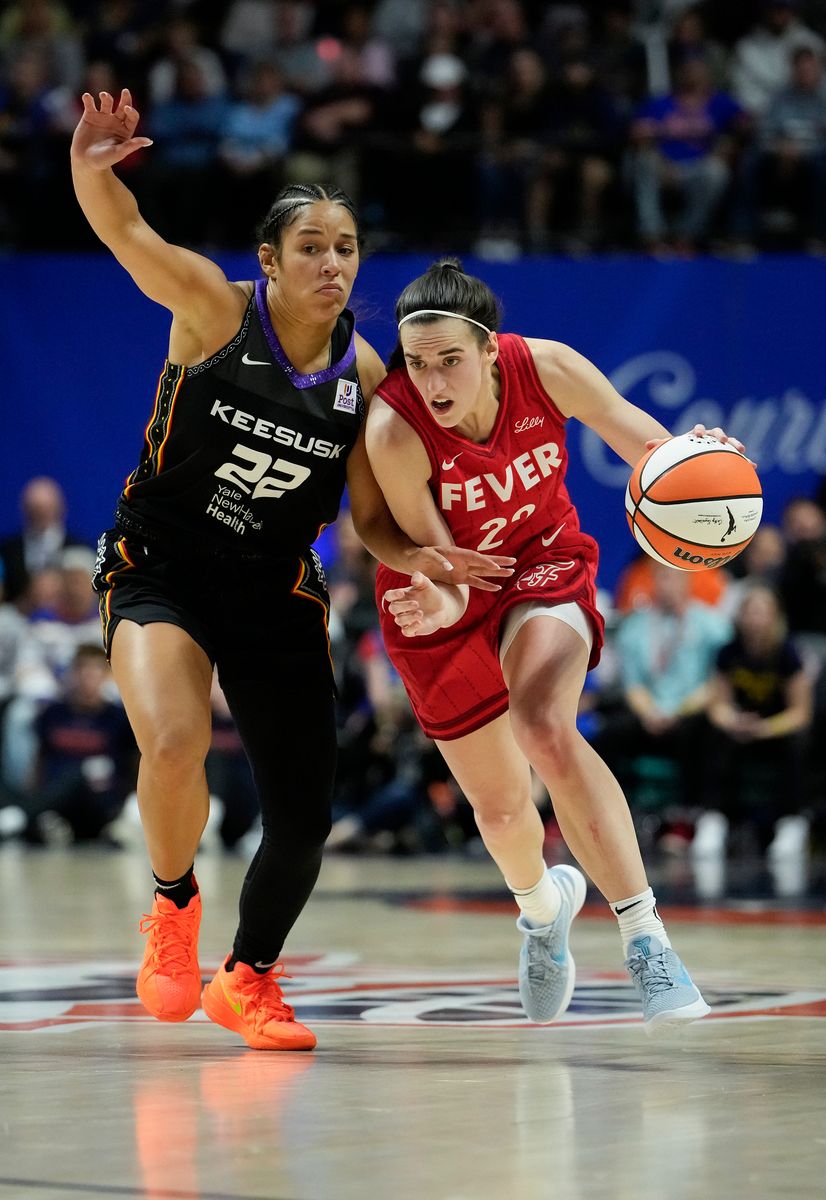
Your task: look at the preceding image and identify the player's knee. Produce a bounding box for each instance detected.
[473,799,532,838]
[510,708,577,776]
[141,724,211,784]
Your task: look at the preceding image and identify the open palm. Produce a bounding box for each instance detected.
[71,88,153,170]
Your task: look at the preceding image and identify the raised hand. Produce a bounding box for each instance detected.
[71,89,153,171]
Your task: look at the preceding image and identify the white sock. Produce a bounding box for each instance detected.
[509,868,562,927]
[610,887,671,957]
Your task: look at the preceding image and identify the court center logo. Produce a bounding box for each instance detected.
[2,956,824,1033]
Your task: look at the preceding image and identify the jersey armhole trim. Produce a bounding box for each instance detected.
[508,334,568,425]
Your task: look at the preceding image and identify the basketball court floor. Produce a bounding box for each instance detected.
[2,844,824,1200]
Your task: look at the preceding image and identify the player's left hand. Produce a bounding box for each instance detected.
[413,545,515,592]
[646,423,749,458]
[383,572,454,637]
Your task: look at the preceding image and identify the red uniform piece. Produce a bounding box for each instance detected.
[376,333,605,740]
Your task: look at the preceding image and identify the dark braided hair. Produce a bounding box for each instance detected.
[388,258,502,369]
[256,183,361,253]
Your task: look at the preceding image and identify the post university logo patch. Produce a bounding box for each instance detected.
[334,379,359,414]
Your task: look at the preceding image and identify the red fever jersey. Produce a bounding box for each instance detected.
[375,333,605,741]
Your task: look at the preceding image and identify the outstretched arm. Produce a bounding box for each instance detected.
[70,89,242,327]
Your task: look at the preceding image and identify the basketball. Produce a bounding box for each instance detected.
[625,432,763,572]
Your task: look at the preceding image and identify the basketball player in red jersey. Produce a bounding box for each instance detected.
[70,94,511,1052]
[367,259,745,1033]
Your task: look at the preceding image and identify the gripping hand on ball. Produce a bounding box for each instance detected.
[646,423,749,460]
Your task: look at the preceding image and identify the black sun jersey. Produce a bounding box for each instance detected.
[115,279,365,558]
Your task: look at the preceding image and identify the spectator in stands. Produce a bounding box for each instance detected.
[147,16,227,107]
[287,46,377,203]
[697,585,813,857]
[779,497,826,636]
[386,51,480,248]
[0,52,64,247]
[373,0,428,60]
[533,53,623,252]
[327,628,440,853]
[667,6,729,91]
[217,62,301,245]
[82,1,156,80]
[592,562,731,811]
[27,546,102,686]
[477,47,550,255]
[24,644,135,844]
[337,3,397,90]
[144,58,229,244]
[732,46,826,250]
[721,524,787,618]
[0,560,49,820]
[221,0,331,93]
[781,495,826,544]
[0,0,83,91]
[630,59,746,254]
[731,0,824,116]
[0,477,86,605]
[466,0,531,99]
[614,549,729,613]
[591,3,648,119]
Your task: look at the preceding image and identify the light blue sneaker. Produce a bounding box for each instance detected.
[516,864,587,1023]
[625,934,711,1035]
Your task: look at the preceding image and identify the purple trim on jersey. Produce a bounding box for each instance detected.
[255,278,356,389]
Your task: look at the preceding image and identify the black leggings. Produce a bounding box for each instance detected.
[221,659,337,966]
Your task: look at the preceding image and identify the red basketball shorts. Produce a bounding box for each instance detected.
[376,553,604,741]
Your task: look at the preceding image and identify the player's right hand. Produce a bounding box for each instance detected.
[71,89,153,170]
[383,572,454,638]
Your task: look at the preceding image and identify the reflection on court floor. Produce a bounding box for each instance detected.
[2,848,824,1200]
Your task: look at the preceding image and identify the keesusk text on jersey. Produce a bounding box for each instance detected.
[211,400,346,459]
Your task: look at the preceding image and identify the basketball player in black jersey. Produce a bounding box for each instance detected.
[70,88,512,1051]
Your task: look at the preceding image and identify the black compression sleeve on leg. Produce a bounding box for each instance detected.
[220,663,336,969]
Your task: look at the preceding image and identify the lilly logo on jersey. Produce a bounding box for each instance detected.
[440,442,562,513]
[516,561,576,590]
[514,416,545,433]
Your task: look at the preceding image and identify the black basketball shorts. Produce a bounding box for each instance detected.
[91,528,334,688]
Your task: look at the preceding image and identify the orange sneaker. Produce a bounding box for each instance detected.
[202,958,316,1050]
[136,891,202,1022]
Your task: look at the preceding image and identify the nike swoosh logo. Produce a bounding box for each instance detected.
[442,453,463,470]
[242,352,270,366]
[541,522,565,547]
[229,996,242,1016]
[614,899,644,915]
[254,959,278,971]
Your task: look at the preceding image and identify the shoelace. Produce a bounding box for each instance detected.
[234,964,296,1025]
[139,906,197,973]
[629,952,674,996]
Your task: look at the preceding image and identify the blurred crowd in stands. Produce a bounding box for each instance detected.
[4,0,826,255]
[2,473,826,873]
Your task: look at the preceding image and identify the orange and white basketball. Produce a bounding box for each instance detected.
[625,432,762,572]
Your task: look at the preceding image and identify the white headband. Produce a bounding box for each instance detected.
[398,309,492,335]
